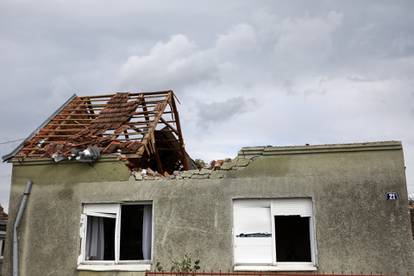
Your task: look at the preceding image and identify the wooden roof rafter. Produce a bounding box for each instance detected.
[9,90,189,170]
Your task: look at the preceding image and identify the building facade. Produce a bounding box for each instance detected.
[2,141,414,276]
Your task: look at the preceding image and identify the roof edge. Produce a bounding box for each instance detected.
[2,94,78,162]
[9,154,121,166]
[238,141,402,157]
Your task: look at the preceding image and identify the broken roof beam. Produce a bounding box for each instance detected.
[159,117,178,135]
[136,92,172,157]
[169,94,189,170]
[139,93,165,173]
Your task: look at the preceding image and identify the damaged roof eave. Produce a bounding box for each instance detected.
[9,154,121,165]
[2,94,78,163]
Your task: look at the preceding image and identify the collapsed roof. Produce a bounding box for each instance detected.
[3,90,195,173]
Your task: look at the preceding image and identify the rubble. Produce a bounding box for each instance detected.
[132,157,253,181]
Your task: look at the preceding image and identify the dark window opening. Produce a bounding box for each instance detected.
[274,216,311,262]
[1,238,4,257]
[86,216,115,260]
[120,205,143,260]
[120,204,152,260]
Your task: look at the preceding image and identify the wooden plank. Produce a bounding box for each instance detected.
[32,134,76,138]
[136,94,171,157]
[63,103,160,111]
[48,123,91,126]
[159,117,178,135]
[77,91,168,100]
[39,129,86,132]
[56,113,98,117]
[132,111,173,115]
[26,96,83,155]
[130,90,171,96]
[169,94,189,170]
[50,118,93,121]
[103,131,147,136]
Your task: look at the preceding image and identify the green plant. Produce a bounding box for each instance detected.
[156,254,201,272]
[171,254,201,272]
[155,261,165,272]
[194,159,206,170]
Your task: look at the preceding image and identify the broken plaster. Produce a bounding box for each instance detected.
[130,156,255,181]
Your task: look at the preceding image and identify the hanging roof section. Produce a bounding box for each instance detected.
[3,90,191,171]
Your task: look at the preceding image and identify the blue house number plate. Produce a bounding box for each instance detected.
[386,192,399,200]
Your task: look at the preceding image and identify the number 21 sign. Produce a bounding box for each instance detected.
[386,192,399,200]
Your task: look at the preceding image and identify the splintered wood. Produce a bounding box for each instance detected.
[16,90,189,170]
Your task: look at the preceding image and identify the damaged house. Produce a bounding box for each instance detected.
[2,90,414,276]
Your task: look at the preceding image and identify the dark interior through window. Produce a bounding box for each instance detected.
[1,238,4,256]
[102,218,115,260]
[86,216,115,260]
[120,205,144,260]
[274,215,311,262]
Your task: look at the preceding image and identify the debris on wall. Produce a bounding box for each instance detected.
[130,156,254,181]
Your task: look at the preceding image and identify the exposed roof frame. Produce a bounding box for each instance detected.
[2,94,77,162]
[3,90,190,170]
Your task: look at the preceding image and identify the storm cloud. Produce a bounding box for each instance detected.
[1,0,414,210]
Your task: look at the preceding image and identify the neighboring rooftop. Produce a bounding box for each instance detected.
[0,204,7,222]
[3,90,195,173]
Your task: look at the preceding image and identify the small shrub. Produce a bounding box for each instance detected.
[156,254,201,273]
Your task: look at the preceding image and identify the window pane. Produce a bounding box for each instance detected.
[274,216,311,262]
[233,204,273,264]
[120,204,152,260]
[86,216,115,260]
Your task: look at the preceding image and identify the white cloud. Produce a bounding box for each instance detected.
[118,23,261,91]
[119,34,218,90]
[216,23,257,58]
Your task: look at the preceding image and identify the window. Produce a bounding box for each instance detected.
[233,199,316,271]
[78,203,153,271]
[0,236,4,259]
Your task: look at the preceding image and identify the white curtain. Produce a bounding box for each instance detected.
[86,216,105,260]
[141,205,152,260]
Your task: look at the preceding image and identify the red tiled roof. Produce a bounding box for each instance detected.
[0,204,8,221]
[7,90,192,172]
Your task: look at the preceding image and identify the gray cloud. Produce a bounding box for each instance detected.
[196,97,255,129]
[1,0,414,211]
[118,34,218,91]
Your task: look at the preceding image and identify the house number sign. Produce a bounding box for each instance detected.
[386,192,399,200]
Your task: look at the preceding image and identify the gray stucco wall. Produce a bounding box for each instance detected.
[2,142,414,276]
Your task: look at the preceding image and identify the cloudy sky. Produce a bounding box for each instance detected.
[1,0,414,210]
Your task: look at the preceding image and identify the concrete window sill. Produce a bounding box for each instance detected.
[234,263,317,272]
[77,263,151,271]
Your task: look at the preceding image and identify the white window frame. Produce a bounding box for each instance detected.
[233,198,317,271]
[77,202,153,271]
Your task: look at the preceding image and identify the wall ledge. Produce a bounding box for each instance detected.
[238,141,402,158]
